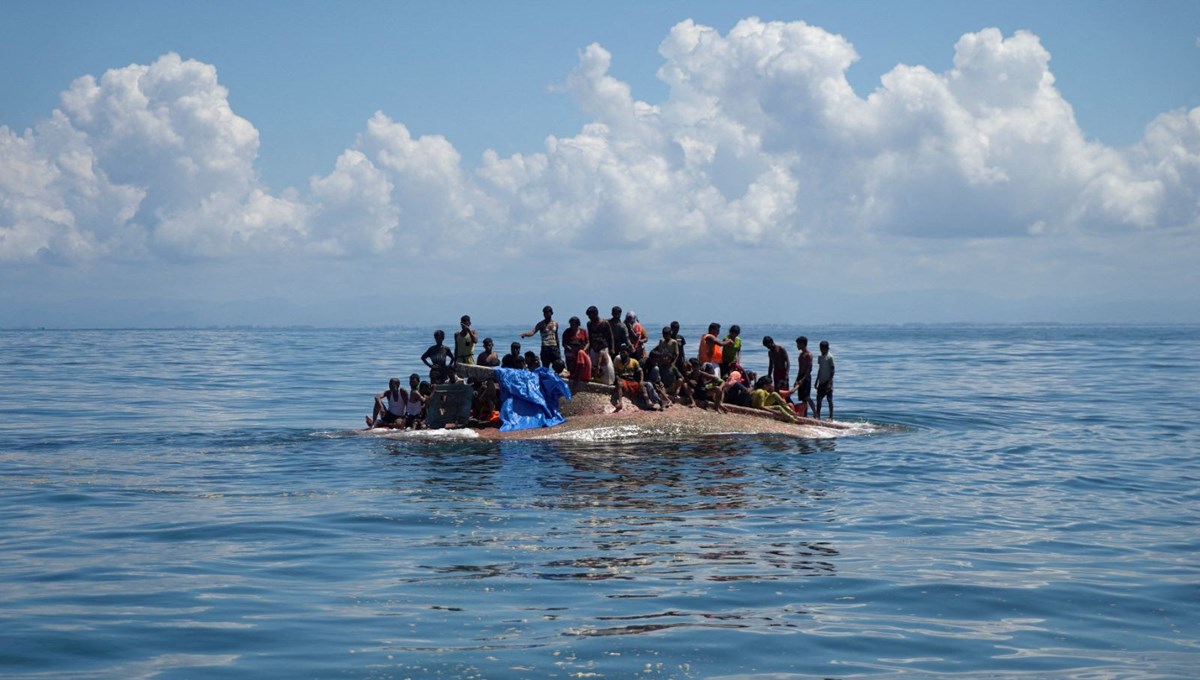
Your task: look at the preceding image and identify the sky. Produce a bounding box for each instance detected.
[2,0,1198,327]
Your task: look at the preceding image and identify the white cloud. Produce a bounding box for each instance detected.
[2,21,1197,269]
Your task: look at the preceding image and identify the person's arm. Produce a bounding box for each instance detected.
[374,391,389,411]
[520,320,541,339]
[553,321,560,350]
[421,347,434,369]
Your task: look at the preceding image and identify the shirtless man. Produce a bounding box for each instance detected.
[477,337,500,367]
[793,336,818,418]
[421,330,456,384]
[520,305,561,368]
[762,336,791,399]
[501,341,523,369]
[585,306,615,365]
[366,377,407,428]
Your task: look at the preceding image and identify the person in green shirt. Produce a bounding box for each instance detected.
[721,324,743,376]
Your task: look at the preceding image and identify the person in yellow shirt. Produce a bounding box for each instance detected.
[750,376,800,423]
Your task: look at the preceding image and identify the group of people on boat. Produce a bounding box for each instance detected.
[366,305,835,429]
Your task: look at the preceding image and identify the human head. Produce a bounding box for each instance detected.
[796,336,808,349]
[762,335,775,348]
[755,376,772,390]
[568,316,581,328]
[552,359,566,373]
[662,326,672,339]
[460,314,471,327]
[586,305,599,320]
[625,310,637,324]
[670,320,680,334]
[617,344,630,359]
[611,305,622,319]
[729,324,740,337]
[389,377,400,389]
[434,329,445,342]
[483,337,494,350]
[524,351,540,368]
[409,373,420,387]
[510,341,521,354]
[820,340,830,354]
[708,322,720,334]
[543,305,553,319]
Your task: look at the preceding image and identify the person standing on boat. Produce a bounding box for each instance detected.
[793,336,818,418]
[609,306,629,356]
[477,337,500,367]
[520,305,561,369]
[698,323,724,374]
[815,340,835,420]
[562,316,588,376]
[624,311,648,361]
[762,336,791,399]
[721,325,743,377]
[669,321,688,372]
[421,330,456,384]
[366,377,407,428]
[585,306,614,366]
[454,315,477,366]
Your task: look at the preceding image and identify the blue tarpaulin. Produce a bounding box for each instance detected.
[493,367,572,432]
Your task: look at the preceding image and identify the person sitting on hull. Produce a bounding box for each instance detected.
[366,377,407,428]
[524,351,542,370]
[613,344,666,412]
[751,376,800,423]
[405,373,426,429]
[651,348,689,407]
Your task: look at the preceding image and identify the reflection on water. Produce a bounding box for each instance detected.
[2,326,1198,679]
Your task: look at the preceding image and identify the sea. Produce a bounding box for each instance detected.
[0,323,1197,679]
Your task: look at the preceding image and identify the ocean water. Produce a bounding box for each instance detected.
[0,324,1197,679]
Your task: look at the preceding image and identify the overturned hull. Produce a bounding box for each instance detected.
[449,362,854,441]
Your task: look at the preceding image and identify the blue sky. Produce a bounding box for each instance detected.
[2,1,1198,326]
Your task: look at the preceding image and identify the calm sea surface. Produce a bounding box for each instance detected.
[0,324,1197,679]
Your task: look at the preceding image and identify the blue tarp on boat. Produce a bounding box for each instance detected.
[493,367,572,432]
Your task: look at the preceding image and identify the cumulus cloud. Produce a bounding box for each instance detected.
[2,20,1198,266]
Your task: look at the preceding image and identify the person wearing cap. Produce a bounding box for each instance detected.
[454,315,477,366]
[520,305,561,368]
